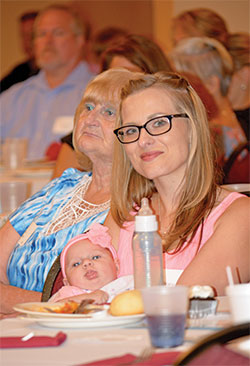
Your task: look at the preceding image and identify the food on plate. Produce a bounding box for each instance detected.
[28,301,79,314]
[28,300,104,314]
[188,285,218,318]
[109,290,144,316]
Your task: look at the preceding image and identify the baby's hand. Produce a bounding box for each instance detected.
[85,290,109,304]
[57,290,109,304]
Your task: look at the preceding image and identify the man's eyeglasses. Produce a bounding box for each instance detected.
[113,113,189,144]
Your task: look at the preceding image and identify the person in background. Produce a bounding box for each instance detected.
[0,11,39,93]
[52,33,172,178]
[87,26,129,73]
[105,71,249,295]
[168,37,246,167]
[49,223,133,303]
[227,32,250,140]
[0,68,139,315]
[101,34,172,73]
[172,8,229,47]
[0,4,94,160]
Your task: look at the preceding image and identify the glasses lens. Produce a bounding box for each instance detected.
[147,116,171,135]
[117,126,139,143]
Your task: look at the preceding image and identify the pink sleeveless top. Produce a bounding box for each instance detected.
[117,192,243,279]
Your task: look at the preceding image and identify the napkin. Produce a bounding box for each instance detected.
[0,332,67,348]
[77,351,180,366]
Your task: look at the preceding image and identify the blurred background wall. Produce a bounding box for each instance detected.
[1,0,249,79]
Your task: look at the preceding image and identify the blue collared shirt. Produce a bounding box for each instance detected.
[0,62,95,159]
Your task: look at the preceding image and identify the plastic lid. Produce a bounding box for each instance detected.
[135,198,158,232]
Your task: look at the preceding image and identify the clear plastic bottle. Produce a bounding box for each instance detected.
[133,197,164,289]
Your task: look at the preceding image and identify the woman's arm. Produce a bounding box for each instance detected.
[0,283,42,315]
[0,220,42,314]
[177,196,250,295]
[0,220,20,284]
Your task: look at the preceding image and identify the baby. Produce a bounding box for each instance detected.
[49,223,133,303]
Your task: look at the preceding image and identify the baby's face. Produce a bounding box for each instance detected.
[64,239,118,291]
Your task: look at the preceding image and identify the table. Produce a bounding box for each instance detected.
[2,298,247,366]
[0,162,54,196]
[0,317,226,366]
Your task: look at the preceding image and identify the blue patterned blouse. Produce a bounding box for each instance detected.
[7,169,109,292]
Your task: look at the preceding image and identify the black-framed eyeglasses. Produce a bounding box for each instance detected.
[113,113,189,144]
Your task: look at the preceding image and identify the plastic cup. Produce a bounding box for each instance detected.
[0,181,29,215]
[226,284,250,324]
[2,138,28,169]
[140,285,188,348]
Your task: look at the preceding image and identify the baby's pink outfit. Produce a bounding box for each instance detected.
[49,275,133,302]
[117,192,243,284]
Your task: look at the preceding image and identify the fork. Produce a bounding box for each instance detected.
[120,346,155,365]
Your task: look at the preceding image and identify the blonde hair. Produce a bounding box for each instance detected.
[72,68,141,168]
[168,37,233,96]
[111,71,219,252]
[228,32,250,71]
[173,8,229,47]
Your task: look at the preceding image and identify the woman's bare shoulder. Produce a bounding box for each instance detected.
[215,188,249,226]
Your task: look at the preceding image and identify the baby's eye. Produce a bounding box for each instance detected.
[73,261,81,267]
[92,255,101,260]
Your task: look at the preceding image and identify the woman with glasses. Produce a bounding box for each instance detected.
[106,71,249,295]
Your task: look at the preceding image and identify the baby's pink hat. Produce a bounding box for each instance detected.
[60,223,117,278]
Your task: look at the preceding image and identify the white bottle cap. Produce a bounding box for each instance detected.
[135,214,158,232]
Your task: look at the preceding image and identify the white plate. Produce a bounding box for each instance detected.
[13,302,107,319]
[19,313,145,329]
[14,302,145,328]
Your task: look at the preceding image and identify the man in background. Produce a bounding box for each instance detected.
[0,5,94,160]
[0,11,39,93]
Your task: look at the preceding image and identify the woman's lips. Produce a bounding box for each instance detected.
[140,151,162,162]
[85,270,98,280]
[82,131,100,138]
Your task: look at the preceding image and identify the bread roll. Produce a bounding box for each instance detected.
[109,290,144,316]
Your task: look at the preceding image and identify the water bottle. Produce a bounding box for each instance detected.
[133,197,164,289]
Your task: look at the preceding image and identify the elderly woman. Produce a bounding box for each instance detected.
[106,71,249,295]
[0,68,138,314]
